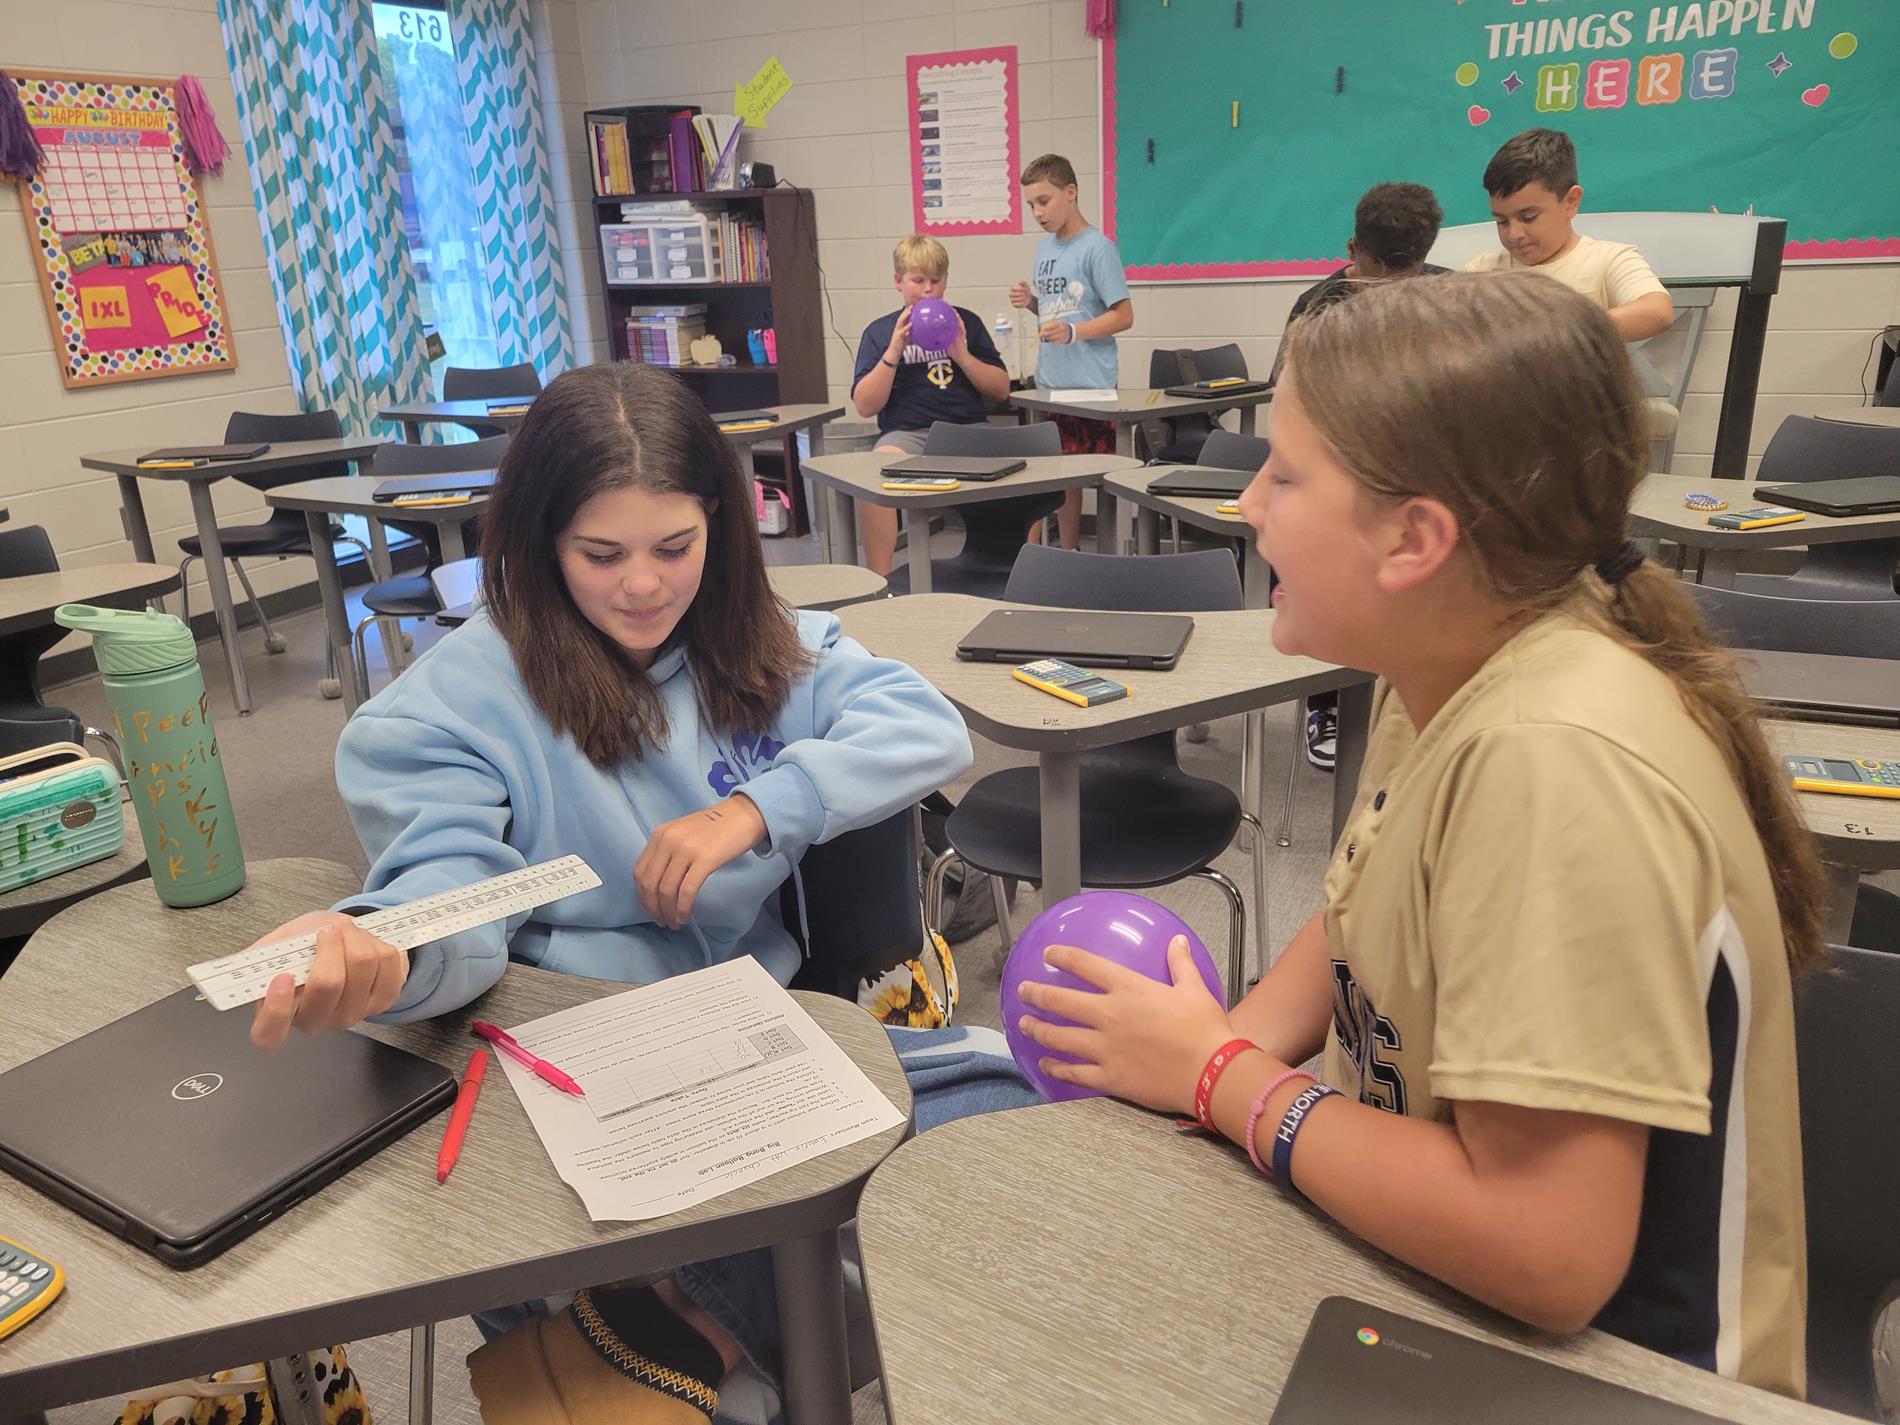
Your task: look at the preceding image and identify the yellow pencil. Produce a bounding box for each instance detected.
[1232,101,1239,127]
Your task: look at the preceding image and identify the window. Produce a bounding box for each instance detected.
[372,2,501,386]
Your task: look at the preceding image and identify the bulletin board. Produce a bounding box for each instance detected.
[9,70,236,387]
[907,46,1021,237]
[1101,1,1900,279]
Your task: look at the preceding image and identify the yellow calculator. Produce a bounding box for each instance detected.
[1216,500,1241,515]
[0,1232,64,1341]
[1785,756,1900,799]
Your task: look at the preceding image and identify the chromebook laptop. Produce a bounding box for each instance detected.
[1754,476,1900,518]
[1270,1297,1728,1425]
[0,987,455,1268]
[1146,465,1253,500]
[882,456,1027,482]
[956,608,1195,670]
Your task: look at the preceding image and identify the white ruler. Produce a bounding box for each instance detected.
[186,855,603,1011]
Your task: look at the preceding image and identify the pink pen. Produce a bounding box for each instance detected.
[471,1020,586,1096]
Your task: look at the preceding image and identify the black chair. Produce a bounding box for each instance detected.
[1197,428,1269,472]
[354,436,510,692]
[925,545,1265,1000]
[882,421,1065,598]
[177,410,367,690]
[1878,356,1900,409]
[783,807,929,1006]
[1795,942,1900,1417]
[0,526,116,765]
[1734,416,1900,600]
[1141,344,1250,464]
[1686,582,1900,661]
[443,363,543,438]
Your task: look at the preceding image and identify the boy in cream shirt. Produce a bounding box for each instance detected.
[1465,128,1675,342]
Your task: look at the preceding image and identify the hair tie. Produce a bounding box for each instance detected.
[1593,539,1645,586]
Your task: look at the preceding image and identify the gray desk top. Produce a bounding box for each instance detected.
[1742,650,1900,725]
[263,475,486,524]
[1629,474,1900,550]
[1762,720,1900,870]
[1814,406,1900,429]
[1103,467,1252,537]
[858,1097,1850,1425]
[1009,386,1274,424]
[378,399,530,428]
[79,438,384,482]
[768,562,886,610]
[801,452,1138,511]
[0,563,179,637]
[717,403,847,447]
[0,801,146,939]
[835,593,1368,752]
[0,858,912,1409]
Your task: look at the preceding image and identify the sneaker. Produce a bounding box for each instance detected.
[1305,705,1338,772]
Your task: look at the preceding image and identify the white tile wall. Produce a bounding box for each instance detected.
[557,0,1900,459]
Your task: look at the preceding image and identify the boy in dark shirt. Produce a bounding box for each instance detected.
[851,235,1009,575]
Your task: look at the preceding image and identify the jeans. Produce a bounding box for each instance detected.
[475,1024,1039,1424]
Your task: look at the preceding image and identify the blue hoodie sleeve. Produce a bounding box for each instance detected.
[332,711,527,1022]
[739,613,972,859]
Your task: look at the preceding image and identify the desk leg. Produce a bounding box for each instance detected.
[264,1356,329,1425]
[830,489,860,570]
[1331,681,1373,847]
[903,509,934,594]
[773,1228,853,1425]
[188,480,252,715]
[366,520,394,582]
[1114,420,1136,459]
[1094,490,1119,555]
[1242,546,1272,609]
[1821,863,1858,947]
[306,510,362,712]
[116,474,165,613]
[401,419,423,443]
[1040,748,1082,909]
[440,520,468,563]
[1238,405,1258,436]
[409,1323,436,1425]
[1699,549,1739,589]
[1135,507,1160,557]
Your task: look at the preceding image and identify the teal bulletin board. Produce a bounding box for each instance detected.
[1102,0,1900,278]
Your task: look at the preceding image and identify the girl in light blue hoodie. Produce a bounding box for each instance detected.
[243,364,1036,1425]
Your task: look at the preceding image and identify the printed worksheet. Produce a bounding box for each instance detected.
[494,957,905,1221]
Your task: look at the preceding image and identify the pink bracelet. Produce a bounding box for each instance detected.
[1246,1068,1317,1175]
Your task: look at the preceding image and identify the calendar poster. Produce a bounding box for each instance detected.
[9,71,236,388]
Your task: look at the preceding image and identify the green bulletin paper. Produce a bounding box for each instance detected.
[1104,0,1900,277]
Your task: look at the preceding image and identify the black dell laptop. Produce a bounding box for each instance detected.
[0,988,455,1268]
[1754,475,1900,518]
[1145,465,1252,500]
[882,455,1027,482]
[372,470,498,502]
[1271,1297,1729,1425]
[957,608,1195,670]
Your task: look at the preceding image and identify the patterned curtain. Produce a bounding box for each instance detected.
[445,0,573,380]
[216,0,431,432]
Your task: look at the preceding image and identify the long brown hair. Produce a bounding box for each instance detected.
[480,363,811,766]
[1284,271,1826,971]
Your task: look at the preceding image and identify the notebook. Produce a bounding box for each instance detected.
[1162,379,1271,399]
[136,443,269,464]
[1270,1297,1727,1425]
[1146,465,1253,499]
[882,456,1027,482]
[1753,476,1900,517]
[0,988,455,1268]
[372,471,498,502]
[956,608,1194,670]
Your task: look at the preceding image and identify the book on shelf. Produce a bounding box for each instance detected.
[626,308,708,366]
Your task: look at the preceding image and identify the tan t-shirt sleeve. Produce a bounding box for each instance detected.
[1603,243,1668,308]
[1463,250,1506,273]
[1424,723,1718,1134]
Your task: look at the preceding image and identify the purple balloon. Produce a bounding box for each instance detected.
[907,297,959,351]
[1000,891,1222,1102]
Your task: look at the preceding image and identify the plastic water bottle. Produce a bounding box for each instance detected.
[992,313,1015,379]
[54,604,246,907]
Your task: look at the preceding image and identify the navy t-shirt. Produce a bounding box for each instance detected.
[852,305,1004,434]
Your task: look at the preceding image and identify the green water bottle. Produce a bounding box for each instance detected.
[54,604,245,907]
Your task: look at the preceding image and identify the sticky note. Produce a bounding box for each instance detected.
[735,56,792,129]
[82,285,133,331]
[145,266,209,339]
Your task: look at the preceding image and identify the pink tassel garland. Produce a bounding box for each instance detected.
[175,74,230,175]
[0,71,46,181]
[1085,0,1116,40]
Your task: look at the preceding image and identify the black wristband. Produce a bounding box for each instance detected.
[881,355,899,368]
[574,1284,724,1414]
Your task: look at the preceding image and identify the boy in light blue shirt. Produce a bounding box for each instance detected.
[1010,152,1134,548]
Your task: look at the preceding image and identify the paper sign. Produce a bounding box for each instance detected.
[81,285,133,330]
[144,266,208,339]
[735,56,792,128]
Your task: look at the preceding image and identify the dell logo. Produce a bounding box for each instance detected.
[171,1073,224,1101]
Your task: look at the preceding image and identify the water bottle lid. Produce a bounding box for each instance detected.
[54,603,198,676]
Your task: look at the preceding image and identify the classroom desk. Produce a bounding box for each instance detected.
[800,452,1138,594]
[1814,406,1900,430]
[1628,473,1900,589]
[1742,651,1900,726]
[436,563,887,628]
[857,1097,1850,1425]
[263,476,489,713]
[1762,720,1900,945]
[835,593,1372,921]
[377,399,530,443]
[1101,467,1263,603]
[0,563,180,638]
[0,858,912,1425]
[1008,386,1274,459]
[81,440,384,715]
